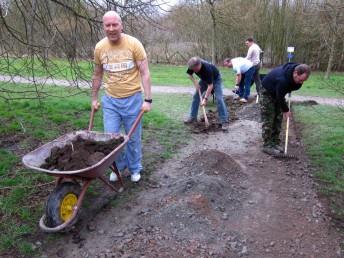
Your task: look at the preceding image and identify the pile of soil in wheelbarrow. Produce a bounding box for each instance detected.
[40,136,124,171]
[189,95,257,133]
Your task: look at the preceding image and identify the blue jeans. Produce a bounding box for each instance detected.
[102,92,143,174]
[238,66,255,99]
[190,77,229,123]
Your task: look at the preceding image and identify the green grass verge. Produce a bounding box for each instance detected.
[150,63,234,87]
[0,82,190,256]
[297,72,344,98]
[294,104,344,220]
[0,57,93,82]
[1,58,343,98]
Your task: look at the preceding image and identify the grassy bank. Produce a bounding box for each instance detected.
[294,104,344,221]
[0,82,191,256]
[1,58,343,98]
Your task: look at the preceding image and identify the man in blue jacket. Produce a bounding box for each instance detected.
[260,63,310,155]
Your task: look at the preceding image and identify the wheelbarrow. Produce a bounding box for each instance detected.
[22,107,144,233]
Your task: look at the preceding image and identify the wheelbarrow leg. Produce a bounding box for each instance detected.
[98,163,124,192]
[98,174,124,193]
[110,164,124,188]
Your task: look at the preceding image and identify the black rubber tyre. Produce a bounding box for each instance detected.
[45,182,81,228]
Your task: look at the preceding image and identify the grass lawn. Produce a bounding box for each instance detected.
[1,58,343,98]
[294,104,344,221]
[0,82,191,256]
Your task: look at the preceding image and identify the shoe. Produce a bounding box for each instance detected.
[239,98,248,103]
[184,117,197,124]
[221,122,229,131]
[109,172,119,182]
[273,145,284,153]
[262,146,280,155]
[131,173,141,182]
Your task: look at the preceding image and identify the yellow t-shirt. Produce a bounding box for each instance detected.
[94,34,147,98]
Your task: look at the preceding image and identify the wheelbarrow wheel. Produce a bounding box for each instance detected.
[45,182,81,228]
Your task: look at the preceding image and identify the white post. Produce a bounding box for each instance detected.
[0,0,10,17]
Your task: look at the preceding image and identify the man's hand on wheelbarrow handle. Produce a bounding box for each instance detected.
[92,100,101,111]
[141,99,152,112]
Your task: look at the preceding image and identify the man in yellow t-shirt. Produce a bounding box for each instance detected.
[91,11,152,183]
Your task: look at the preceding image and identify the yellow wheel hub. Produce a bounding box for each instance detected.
[60,193,78,222]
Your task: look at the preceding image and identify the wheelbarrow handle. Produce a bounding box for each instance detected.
[88,107,96,131]
[127,109,145,138]
[88,107,145,137]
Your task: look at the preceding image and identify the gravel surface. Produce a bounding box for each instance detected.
[41,102,343,258]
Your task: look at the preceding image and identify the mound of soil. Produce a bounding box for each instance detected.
[192,109,222,133]
[189,95,258,133]
[159,150,247,220]
[182,149,245,183]
[40,136,124,171]
[144,177,243,241]
[117,150,248,256]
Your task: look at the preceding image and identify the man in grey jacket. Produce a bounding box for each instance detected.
[245,37,263,95]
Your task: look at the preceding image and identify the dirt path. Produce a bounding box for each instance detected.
[41,102,343,258]
[1,74,343,107]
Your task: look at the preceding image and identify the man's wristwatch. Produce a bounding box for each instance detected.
[144,99,153,103]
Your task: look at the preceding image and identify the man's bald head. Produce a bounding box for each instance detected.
[103,11,122,23]
[103,11,123,43]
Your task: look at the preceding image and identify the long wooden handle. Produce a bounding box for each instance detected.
[284,93,292,154]
[201,105,209,127]
[198,88,209,127]
[127,110,145,138]
[284,116,290,154]
[88,107,96,131]
[88,105,144,138]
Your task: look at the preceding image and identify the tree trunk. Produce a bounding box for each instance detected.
[209,1,216,64]
[324,6,339,80]
[339,40,344,71]
[27,0,37,51]
[324,33,336,79]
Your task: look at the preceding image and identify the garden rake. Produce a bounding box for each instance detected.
[272,93,297,159]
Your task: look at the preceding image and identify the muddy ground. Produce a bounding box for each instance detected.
[190,95,259,133]
[36,98,344,257]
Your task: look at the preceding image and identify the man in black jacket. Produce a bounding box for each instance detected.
[260,63,310,154]
[184,57,229,131]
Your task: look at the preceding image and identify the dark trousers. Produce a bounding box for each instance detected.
[190,77,229,123]
[253,63,262,95]
[260,87,282,147]
[238,66,255,99]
